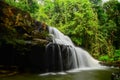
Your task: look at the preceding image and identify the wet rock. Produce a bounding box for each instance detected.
[99,61,120,68]
[0,1,49,73]
[111,71,120,80]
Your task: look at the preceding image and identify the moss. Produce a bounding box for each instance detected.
[0,1,49,43]
[0,1,50,73]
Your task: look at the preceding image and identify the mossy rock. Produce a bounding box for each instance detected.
[0,1,49,73]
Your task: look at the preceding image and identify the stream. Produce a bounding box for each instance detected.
[1,67,119,80]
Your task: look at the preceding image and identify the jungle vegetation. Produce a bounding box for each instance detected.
[4,0,120,62]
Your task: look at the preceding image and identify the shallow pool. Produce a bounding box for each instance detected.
[1,67,120,80]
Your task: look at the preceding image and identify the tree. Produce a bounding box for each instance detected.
[36,0,105,57]
[5,0,40,18]
[103,0,120,49]
[91,0,120,58]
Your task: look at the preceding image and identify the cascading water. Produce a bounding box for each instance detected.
[44,26,102,73]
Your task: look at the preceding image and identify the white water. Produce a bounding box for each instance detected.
[48,26,101,67]
[48,26,74,46]
[41,26,108,76]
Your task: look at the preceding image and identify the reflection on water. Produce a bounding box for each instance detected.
[71,69,114,80]
[1,67,120,80]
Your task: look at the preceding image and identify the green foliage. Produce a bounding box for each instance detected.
[99,49,120,62]
[99,55,110,61]
[5,0,40,18]
[4,0,120,61]
[114,50,120,61]
[36,0,102,55]
[90,0,120,59]
[103,0,120,49]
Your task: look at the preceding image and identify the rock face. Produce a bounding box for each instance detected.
[0,1,49,73]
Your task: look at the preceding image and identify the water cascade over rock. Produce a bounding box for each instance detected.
[44,26,101,73]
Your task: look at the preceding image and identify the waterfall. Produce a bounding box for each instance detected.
[45,26,102,73]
